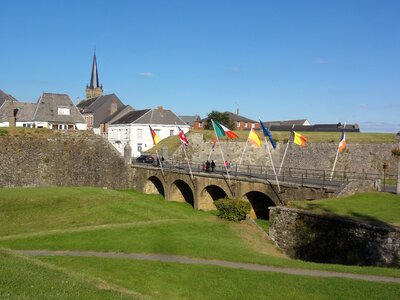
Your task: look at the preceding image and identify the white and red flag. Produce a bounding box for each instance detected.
[338,130,347,152]
[178,126,189,146]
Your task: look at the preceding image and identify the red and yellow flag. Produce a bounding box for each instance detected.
[293,131,307,146]
[247,129,262,147]
[149,125,160,145]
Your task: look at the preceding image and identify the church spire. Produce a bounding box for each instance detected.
[90,52,100,89]
[86,50,103,99]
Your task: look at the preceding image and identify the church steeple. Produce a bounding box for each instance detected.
[86,50,103,99]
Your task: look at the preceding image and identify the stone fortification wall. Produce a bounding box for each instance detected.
[269,206,400,267]
[181,133,397,175]
[0,134,131,189]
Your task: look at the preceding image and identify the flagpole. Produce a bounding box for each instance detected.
[211,119,232,185]
[259,117,280,192]
[263,137,281,192]
[278,124,294,176]
[155,150,164,176]
[330,122,346,181]
[182,143,194,179]
[207,141,214,161]
[237,137,249,172]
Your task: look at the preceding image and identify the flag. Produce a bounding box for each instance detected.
[149,125,160,145]
[212,120,239,139]
[293,131,307,146]
[259,119,276,149]
[247,128,262,147]
[338,130,346,153]
[178,126,189,146]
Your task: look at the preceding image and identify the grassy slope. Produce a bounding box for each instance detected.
[1,187,400,279]
[0,249,135,299]
[288,192,400,226]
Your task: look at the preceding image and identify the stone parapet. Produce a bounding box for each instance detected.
[269,206,400,267]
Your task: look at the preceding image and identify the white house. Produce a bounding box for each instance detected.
[108,106,190,157]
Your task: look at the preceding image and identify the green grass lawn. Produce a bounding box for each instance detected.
[39,256,400,300]
[0,248,134,299]
[1,187,399,299]
[288,192,400,226]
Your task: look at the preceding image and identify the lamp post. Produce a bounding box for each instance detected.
[396,132,400,194]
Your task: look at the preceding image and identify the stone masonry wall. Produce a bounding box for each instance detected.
[0,135,131,189]
[269,206,400,267]
[181,133,397,176]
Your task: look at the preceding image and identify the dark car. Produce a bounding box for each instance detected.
[135,155,155,164]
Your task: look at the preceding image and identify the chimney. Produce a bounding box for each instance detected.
[157,106,163,112]
[9,100,16,127]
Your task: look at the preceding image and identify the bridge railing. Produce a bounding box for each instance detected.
[133,158,397,191]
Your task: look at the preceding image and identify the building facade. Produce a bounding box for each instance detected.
[108,107,189,158]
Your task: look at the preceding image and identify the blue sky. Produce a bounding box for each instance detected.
[1,0,399,132]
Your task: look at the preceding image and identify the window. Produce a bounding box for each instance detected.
[244,122,248,128]
[137,143,142,153]
[198,122,202,128]
[251,123,255,128]
[137,129,142,138]
[236,122,240,128]
[58,107,70,115]
[170,129,174,136]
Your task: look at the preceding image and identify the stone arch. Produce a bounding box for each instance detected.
[202,185,228,201]
[144,175,165,197]
[243,191,276,220]
[170,179,194,207]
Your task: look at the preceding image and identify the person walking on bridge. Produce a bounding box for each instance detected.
[205,160,211,172]
[211,160,216,172]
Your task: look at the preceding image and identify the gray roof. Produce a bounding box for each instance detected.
[101,105,134,124]
[112,107,187,126]
[0,89,18,107]
[33,93,85,123]
[179,115,201,126]
[77,93,125,127]
[0,101,36,122]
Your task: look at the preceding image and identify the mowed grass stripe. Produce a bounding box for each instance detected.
[19,250,400,283]
[0,218,201,241]
[0,248,144,299]
[2,219,400,278]
[39,256,400,300]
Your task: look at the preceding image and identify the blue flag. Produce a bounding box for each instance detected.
[259,119,276,149]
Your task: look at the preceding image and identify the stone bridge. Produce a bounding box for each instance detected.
[131,165,339,219]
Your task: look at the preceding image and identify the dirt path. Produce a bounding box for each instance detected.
[18,250,400,284]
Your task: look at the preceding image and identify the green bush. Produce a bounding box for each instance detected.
[214,199,251,221]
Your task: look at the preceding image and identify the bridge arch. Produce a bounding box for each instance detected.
[170,179,194,207]
[144,175,165,197]
[201,185,228,202]
[243,191,276,220]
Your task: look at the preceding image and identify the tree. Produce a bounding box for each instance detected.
[204,111,234,130]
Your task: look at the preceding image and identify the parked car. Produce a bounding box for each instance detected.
[135,155,155,164]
